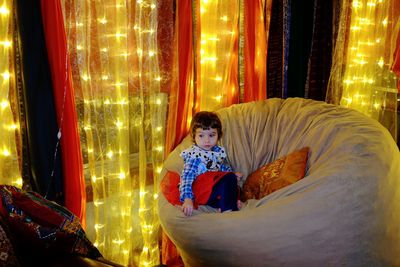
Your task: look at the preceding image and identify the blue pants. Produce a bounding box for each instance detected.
[207,173,238,212]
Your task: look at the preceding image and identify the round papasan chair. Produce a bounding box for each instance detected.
[158,97,400,267]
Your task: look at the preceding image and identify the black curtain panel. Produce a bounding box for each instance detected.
[14,0,64,204]
[267,0,334,100]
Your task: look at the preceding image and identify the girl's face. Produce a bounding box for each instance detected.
[194,128,218,151]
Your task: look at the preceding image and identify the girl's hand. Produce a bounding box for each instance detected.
[182,198,194,216]
[235,172,243,182]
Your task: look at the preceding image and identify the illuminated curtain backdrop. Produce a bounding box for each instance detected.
[0,0,21,187]
[62,0,164,266]
[327,0,399,139]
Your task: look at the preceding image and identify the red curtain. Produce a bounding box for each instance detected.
[244,0,267,102]
[162,0,194,265]
[40,0,86,227]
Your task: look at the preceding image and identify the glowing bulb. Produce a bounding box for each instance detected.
[112,239,125,245]
[99,18,107,24]
[2,149,10,157]
[0,40,11,47]
[81,74,90,81]
[1,100,9,109]
[2,71,10,80]
[107,151,114,158]
[0,5,10,15]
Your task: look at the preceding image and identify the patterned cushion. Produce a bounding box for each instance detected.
[242,147,309,201]
[0,185,102,260]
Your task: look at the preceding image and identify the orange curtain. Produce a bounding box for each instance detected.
[390,1,400,91]
[40,0,86,226]
[244,0,267,102]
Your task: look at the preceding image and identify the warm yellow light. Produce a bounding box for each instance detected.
[13,178,23,187]
[99,18,107,24]
[351,26,361,31]
[118,172,126,179]
[115,119,123,129]
[214,76,222,82]
[2,148,10,157]
[149,51,155,57]
[214,95,222,102]
[82,74,90,81]
[352,1,362,8]
[0,100,9,109]
[378,57,384,67]
[107,151,114,158]
[93,201,104,206]
[112,239,125,245]
[95,224,105,230]
[220,16,228,21]
[7,123,18,130]
[2,71,10,80]
[0,5,10,15]
[77,45,83,50]
[0,40,11,47]
[382,18,388,26]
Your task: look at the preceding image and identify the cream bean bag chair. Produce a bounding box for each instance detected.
[158,98,400,267]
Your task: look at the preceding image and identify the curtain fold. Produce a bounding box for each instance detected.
[0,0,21,187]
[327,0,398,141]
[243,0,266,102]
[15,0,64,204]
[40,0,86,225]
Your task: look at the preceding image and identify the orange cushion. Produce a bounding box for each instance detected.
[242,147,309,201]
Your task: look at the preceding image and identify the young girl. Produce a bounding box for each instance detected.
[180,111,242,216]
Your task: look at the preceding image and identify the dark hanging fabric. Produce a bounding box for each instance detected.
[14,0,64,204]
[286,0,314,98]
[282,0,292,98]
[11,2,32,191]
[304,0,333,101]
[266,0,284,98]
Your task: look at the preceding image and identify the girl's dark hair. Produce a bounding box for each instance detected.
[190,111,222,140]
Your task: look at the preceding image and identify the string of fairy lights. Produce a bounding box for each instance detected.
[196,0,239,112]
[340,0,398,118]
[63,0,163,266]
[0,0,398,266]
[0,0,21,187]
